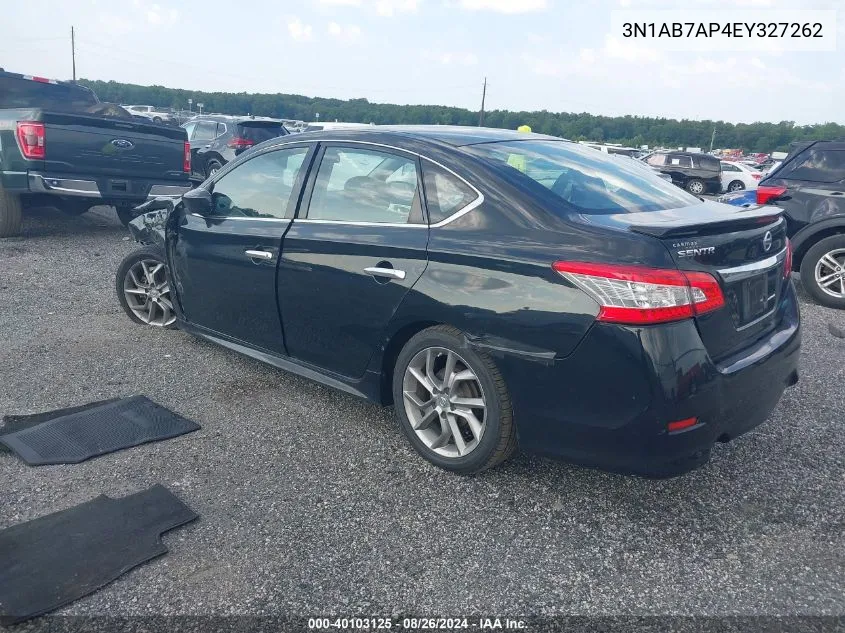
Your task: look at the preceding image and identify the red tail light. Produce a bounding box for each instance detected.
[552,262,725,325]
[757,185,787,205]
[16,121,45,159]
[667,417,699,432]
[227,136,254,150]
[752,173,762,180]
[784,238,793,278]
[183,141,191,173]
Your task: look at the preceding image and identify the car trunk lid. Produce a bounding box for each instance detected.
[587,200,789,362]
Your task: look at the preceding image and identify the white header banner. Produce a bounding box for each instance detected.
[610,10,837,52]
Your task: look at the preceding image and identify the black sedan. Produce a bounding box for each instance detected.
[117,126,801,477]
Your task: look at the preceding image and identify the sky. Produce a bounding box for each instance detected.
[1,0,843,124]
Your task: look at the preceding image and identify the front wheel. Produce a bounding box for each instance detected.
[115,246,177,328]
[800,234,845,309]
[686,179,705,195]
[392,325,517,474]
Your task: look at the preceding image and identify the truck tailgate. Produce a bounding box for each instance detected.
[40,111,186,180]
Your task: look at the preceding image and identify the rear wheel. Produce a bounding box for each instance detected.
[0,180,23,238]
[686,179,705,195]
[801,234,845,309]
[116,205,136,227]
[727,180,745,192]
[115,246,177,328]
[206,159,223,179]
[392,325,517,474]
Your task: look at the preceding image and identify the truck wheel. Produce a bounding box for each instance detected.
[116,206,136,227]
[800,234,845,309]
[116,246,177,328]
[0,181,23,238]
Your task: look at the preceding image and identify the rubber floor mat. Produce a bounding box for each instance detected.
[0,485,198,625]
[0,398,121,453]
[0,396,200,465]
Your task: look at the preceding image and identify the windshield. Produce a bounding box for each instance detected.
[0,77,98,112]
[469,140,699,214]
[237,122,283,143]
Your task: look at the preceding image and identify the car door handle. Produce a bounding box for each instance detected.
[245,249,274,261]
[364,266,406,280]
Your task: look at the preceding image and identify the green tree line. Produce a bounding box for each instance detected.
[79,78,844,153]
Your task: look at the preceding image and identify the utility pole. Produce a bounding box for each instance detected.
[478,77,487,127]
[71,26,76,81]
[709,126,716,152]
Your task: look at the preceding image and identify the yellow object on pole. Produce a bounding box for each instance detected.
[517,125,532,133]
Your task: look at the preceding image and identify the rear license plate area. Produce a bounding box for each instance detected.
[728,269,778,328]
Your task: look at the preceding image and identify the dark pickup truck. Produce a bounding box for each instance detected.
[0,70,192,237]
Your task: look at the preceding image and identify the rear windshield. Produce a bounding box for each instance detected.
[469,140,699,214]
[0,76,98,112]
[236,122,284,144]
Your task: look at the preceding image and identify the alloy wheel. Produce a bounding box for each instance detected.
[815,248,845,299]
[402,347,487,459]
[688,181,704,195]
[728,181,745,192]
[123,258,176,326]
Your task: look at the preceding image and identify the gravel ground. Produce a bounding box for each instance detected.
[0,206,843,625]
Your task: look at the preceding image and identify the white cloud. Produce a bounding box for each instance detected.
[375,0,419,16]
[423,50,479,65]
[603,35,662,63]
[579,48,597,64]
[288,18,314,41]
[98,13,135,34]
[327,21,362,41]
[457,0,547,13]
[318,0,363,4]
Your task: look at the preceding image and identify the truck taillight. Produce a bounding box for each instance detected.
[16,122,46,160]
[784,238,793,278]
[757,185,787,205]
[183,141,191,173]
[227,137,254,150]
[552,262,725,325]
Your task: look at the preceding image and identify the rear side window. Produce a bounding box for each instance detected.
[469,140,699,215]
[698,156,720,171]
[422,162,478,224]
[782,148,845,183]
[0,77,98,112]
[193,121,218,141]
[237,123,283,144]
[667,155,692,168]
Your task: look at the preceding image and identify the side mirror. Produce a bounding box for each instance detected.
[183,187,212,215]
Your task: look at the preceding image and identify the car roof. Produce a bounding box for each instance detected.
[190,114,282,123]
[281,125,562,148]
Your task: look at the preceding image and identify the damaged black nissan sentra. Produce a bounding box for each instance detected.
[118,126,801,477]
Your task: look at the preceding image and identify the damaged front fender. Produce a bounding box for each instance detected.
[127,198,175,248]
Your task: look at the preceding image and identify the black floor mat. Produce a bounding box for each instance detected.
[0,484,198,625]
[0,396,200,465]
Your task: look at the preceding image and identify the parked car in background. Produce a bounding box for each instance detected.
[717,189,757,207]
[0,70,191,235]
[757,139,845,308]
[303,122,373,132]
[720,161,762,192]
[642,151,722,195]
[123,105,175,125]
[614,154,673,183]
[118,126,799,478]
[183,115,289,180]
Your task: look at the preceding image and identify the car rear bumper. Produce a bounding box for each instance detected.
[493,280,801,477]
[20,172,190,202]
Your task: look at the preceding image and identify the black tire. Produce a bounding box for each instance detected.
[115,246,177,328]
[727,180,745,192]
[116,206,136,227]
[58,201,92,216]
[392,325,517,474]
[153,116,163,124]
[205,159,223,179]
[800,234,845,309]
[0,180,23,238]
[686,179,705,195]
